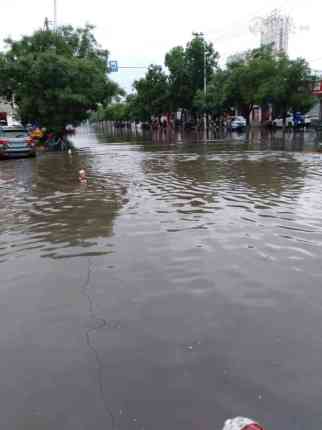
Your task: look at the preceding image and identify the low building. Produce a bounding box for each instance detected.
[313,78,322,121]
[310,73,322,121]
[0,98,13,114]
[0,98,14,124]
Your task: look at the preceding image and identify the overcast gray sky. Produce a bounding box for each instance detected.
[1,0,321,93]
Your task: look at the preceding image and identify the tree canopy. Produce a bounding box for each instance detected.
[187,47,315,123]
[121,40,315,124]
[222,47,315,122]
[165,34,219,111]
[270,55,315,118]
[130,65,171,120]
[0,25,123,131]
[193,69,229,116]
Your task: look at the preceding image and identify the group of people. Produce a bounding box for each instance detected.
[27,124,75,151]
[151,113,175,131]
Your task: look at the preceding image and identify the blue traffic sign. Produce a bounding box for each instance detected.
[109,61,118,73]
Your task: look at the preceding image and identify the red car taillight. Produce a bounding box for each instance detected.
[0,139,8,145]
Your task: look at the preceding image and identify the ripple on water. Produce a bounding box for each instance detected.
[2,130,322,430]
[1,138,322,280]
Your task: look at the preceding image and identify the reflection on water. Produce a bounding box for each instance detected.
[1,127,322,430]
[96,122,322,151]
[0,146,130,260]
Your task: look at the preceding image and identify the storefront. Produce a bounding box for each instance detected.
[312,79,322,120]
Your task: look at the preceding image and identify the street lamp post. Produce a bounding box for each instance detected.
[54,0,57,30]
[203,38,207,131]
[193,32,207,131]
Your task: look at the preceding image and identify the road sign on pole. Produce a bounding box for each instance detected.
[109,61,118,73]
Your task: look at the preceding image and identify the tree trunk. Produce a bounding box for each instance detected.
[282,110,287,128]
[246,105,253,126]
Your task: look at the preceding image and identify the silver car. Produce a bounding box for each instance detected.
[230,116,247,130]
[0,126,36,159]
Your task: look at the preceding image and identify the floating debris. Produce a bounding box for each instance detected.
[222,417,266,430]
[79,169,87,183]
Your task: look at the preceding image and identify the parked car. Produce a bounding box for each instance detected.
[303,114,320,127]
[303,115,311,127]
[309,115,322,129]
[272,116,291,127]
[272,113,307,128]
[0,126,36,159]
[230,116,247,130]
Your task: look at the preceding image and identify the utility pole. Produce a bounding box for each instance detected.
[54,0,57,30]
[193,32,207,131]
[44,17,50,31]
[203,37,207,131]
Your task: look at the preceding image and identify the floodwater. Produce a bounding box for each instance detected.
[1,127,322,430]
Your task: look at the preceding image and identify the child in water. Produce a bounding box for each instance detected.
[79,169,87,183]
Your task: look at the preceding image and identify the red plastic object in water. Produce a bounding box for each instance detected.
[222,417,266,430]
[243,425,265,430]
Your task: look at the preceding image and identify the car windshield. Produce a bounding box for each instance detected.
[0,129,28,138]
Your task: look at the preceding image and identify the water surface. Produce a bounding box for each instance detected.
[1,128,322,430]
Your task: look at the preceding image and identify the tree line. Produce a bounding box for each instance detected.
[0,25,123,133]
[93,34,316,126]
[0,27,316,132]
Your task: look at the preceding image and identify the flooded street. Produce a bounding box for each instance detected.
[1,127,322,430]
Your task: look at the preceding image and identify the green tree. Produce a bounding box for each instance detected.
[224,47,315,124]
[165,34,219,111]
[126,94,144,121]
[271,55,315,120]
[165,46,192,111]
[0,25,123,132]
[130,65,170,120]
[224,47,277,123]
[193,69,229,116]
[104,102,130,121]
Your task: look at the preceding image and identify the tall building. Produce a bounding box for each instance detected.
[250,9,293,55]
